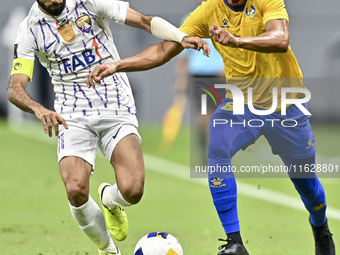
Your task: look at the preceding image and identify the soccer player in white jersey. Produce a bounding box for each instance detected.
[7,0,209,254]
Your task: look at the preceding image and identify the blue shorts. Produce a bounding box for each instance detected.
[208,98,316,161]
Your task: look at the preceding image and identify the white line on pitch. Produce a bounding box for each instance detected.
[11,124,340,222]
[143,153,340,222]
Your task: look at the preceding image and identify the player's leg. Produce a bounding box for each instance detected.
[208,103,259,255]
[59,157,118,254]
[264,104,335,255]
[280,154,327,226]
[109,133,144,204]
[98,133,144,241]
[279,154,335,255]
[59,156,92,207]
[58,122,119,254]
[97,117,144,241]
[102,133,144,208]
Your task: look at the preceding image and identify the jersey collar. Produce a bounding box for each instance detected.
[223,0,246,12]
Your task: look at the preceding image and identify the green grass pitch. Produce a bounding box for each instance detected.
[0,119,339,255]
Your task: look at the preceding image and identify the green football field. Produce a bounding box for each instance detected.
[0,119,339,255]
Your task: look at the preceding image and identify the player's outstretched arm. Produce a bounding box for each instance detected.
[7,74,68,137]
[125,8,210,52]
[87,39,210,88]
[209,19,289,53]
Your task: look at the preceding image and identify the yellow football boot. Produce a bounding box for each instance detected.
[98,183,128,241]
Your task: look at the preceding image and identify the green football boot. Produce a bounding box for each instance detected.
[98,183,129,241]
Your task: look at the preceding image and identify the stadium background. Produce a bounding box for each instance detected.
[0,0,340,122]
[0,1,339,255]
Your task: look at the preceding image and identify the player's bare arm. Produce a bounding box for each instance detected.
[125,8,211,52]
[87,41,182,87]
[209,19,289,53]
[124,8,153,33]
[7,74,68,137]
[87,40,209,88]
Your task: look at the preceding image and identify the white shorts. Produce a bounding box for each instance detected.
[57,114,141,168]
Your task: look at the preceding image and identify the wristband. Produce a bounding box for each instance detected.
[150,17,188,44]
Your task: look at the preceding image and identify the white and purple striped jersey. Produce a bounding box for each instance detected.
[14,0,136,119]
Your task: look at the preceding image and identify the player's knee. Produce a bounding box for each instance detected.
[124,189,144,205]
[118,167,145,204]
[208,117,230,159]
[65,182,89,207]
[208,139,231,161]
[120,182,144,204]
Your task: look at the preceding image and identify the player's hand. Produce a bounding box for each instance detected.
[34,108,68,137]
[87,64,117,88]
[181,36,210,57]
[209,24,238,47]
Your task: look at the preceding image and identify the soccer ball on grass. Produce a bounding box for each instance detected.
[133,232,183,255]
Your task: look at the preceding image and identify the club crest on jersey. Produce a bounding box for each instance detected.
[75,14,92,33]
[245,3,256,18]
[58,23,76,44]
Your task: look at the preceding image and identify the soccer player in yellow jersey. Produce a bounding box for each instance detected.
[87,0,336,254]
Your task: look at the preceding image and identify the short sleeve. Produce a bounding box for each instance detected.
[262,0,289,25]
[179,2,210,38]
[11,19,36,80]
[14,19,36,62]
[91,0,129,24]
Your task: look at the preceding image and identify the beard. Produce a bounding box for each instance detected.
[37,0,66,16]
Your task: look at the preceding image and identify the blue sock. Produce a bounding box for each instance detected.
[280,154,327,227]
[207,112,256,235]
[208,158,239,234]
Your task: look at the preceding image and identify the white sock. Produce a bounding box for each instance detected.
[102,183,132,209]
[98,240,118,254]
[69,196,117,253]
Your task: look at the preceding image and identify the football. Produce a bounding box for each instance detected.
[133,232,183,255]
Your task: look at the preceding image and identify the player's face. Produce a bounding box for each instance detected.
[36,0,66,16]
[226,0,247,6]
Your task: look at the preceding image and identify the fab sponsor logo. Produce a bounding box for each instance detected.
[62,39,102,73]
[62,49,96,73]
